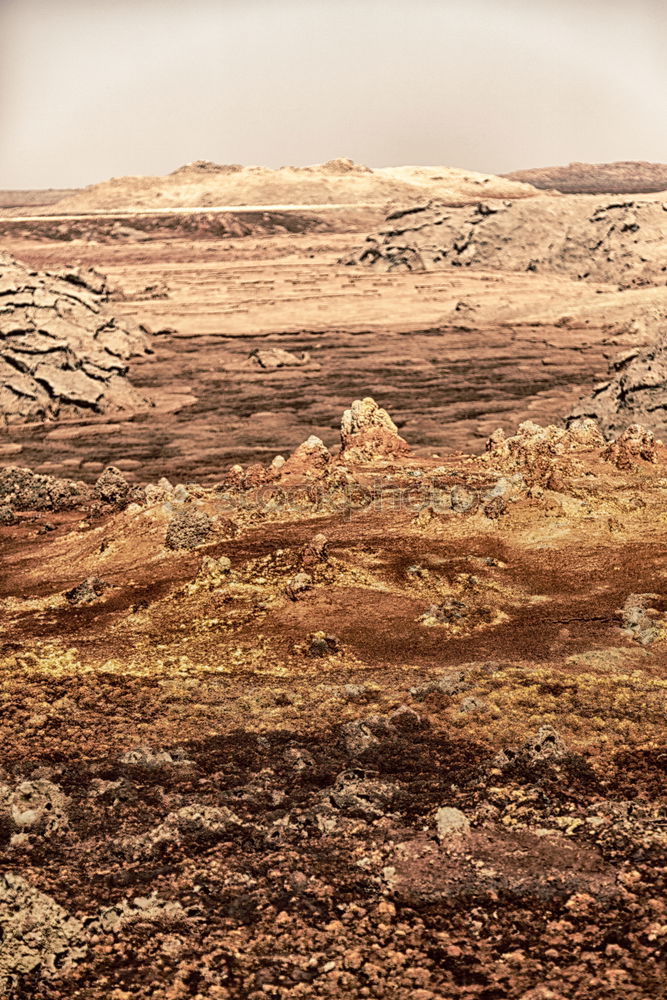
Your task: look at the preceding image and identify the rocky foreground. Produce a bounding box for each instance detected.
[0,399,665,998]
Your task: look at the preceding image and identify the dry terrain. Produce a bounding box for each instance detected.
[1,223,666,482]
[0,409,665,999]
[0,161,665,999]
[39,159,537,214]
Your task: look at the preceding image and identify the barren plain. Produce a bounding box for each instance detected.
[0,162,665,999]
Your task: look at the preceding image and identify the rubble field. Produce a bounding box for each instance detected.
[0,400,665,998]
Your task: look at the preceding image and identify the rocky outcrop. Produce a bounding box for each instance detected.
[248,347,310,369]
[602,425,657,469]
[484,418,606,487]
[0,873,87,994]
[570,338,667,440]
[280,434,331,477]
[0,252,152,423]
[340,397,409,462]
[0,466,87,511]
[503,160,667,195]
[343,197,667,286]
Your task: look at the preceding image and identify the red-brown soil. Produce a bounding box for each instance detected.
[0,414,665,998]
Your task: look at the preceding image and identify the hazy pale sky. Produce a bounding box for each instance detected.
[1,0,665,189]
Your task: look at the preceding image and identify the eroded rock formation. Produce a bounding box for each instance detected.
[0,252,151,423]
[343,197,667,286]
[570,336,667,440]
[340,396,410,461]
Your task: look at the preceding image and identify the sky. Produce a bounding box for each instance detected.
[0,0,665,189]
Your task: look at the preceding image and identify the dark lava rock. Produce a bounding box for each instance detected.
[410,670,468,700]
[0,466,86,511]
[388,704,423,732]
[328,770,398,819]
[494,725,569,770]
[165,507,212,550]
[306,632,339,658]
[341,714,394,756]
[65,576,108,605]
[93,465,131,506]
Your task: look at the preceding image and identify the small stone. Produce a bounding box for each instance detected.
[285,571,313,599]
[342,684,367,702]
[341,714,392,756]
[451,485,477,512]
[459,695,487,714]
[65,576,108,605]
[301,532,329,564]
[93,466,131,507]
[388,704,422,732]
[0,505,15,525]
[0,779,69,835]
[306,632,339,657]
[435,806,470,843]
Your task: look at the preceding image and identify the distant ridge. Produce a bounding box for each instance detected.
[503,161,667,194]
[0,189,77,209]
[40,160,538,214]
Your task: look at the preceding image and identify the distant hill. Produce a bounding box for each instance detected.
[503,161,667,194]
[42,159,539,213]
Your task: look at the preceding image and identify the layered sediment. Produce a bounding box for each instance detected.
[343,197,667,286]
[0,252,151,423]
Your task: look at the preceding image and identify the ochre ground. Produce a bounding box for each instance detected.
[0,418,665,998]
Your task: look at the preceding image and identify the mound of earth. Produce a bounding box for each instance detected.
[343,196,667,286]
[504,160,667,194]
[0,400,665,998]
[0,252,151,423]
[45,159,538,213]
